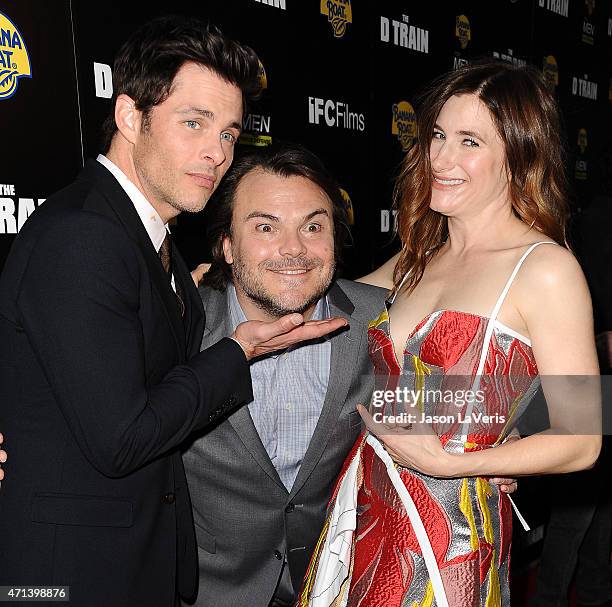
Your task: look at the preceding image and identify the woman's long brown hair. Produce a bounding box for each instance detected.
[392,61,569,295]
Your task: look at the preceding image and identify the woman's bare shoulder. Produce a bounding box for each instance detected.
[356,252,400,289]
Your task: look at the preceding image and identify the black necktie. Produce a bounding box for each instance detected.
[159,233,185,317]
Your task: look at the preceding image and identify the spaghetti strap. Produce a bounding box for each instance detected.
[461,241,557,447]
[486,241,557,331]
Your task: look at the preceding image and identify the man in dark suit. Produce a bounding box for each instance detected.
[181,144,387,607]
[0,19,345,607]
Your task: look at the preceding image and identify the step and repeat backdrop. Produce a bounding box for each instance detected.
[2,0,612,275]
[1,0,612,559]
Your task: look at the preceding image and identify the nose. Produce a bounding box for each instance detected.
[200,133,227,167]
[430,140,455,173]
[278,229,307,258]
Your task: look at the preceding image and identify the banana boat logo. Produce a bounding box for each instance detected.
[391,101,417,151]
[258,60,268,90]
[0,12,31,101]
[320,0,352,38]
[455,15,471,50]
[543,55,559,87]
[339,188,354,225]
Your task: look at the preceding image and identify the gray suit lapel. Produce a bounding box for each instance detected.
[289,282,364,499]
[200,286,286,492]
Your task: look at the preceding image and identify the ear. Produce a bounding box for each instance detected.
[114,94,142,145]
[222,235,234,265]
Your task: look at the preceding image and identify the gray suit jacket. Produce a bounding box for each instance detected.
[181,279,387,607]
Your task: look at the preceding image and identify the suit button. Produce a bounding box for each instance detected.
[285,503,295,513]
[274,550,282,560]
[162,492,175,504]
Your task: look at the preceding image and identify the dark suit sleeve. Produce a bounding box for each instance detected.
[17,212,252,478]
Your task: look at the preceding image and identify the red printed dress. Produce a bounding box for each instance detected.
[299,242,554,607]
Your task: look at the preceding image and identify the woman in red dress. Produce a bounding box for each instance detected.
[299,62,601,607]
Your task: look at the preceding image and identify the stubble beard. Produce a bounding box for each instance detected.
[232,255,335,318]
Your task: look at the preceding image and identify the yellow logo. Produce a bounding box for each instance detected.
[543,55,559,87]
[455,15,471,50]
[391,101,417,151]
[0,12,31,100]
[320,0,353,38]
[339,188,354,225]
[258,60,268,90]
[578,128,588,154]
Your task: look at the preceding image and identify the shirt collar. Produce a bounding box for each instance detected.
[97,154,168,252]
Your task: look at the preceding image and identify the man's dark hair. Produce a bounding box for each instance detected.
[202,142,351,290]
[100,15,261,152]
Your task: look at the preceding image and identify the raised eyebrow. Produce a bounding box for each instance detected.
[303,208,330,222]
[244,212,279,222]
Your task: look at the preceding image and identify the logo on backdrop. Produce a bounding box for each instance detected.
[575,128,588,181]
[491,48,526,67]
[0,184,44,234]
[258,60,268,90]
[320,0,352,38]
[455,15,471,49]
[380,15,430,54]
[538,0,569,17]
[0,12,32,101]
[252,0,286,9]
[240,113,272,147]
[582,3,595,44]
[572,74,598,100]
[391,101,417,151]
[453,15,471,69]
[380,209,398,233]
[339,188,354,225]
[308,97,365,131]
[543,55,559,88]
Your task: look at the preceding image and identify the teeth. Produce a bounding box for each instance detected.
[434,177,464,185]
[275,270,308,274]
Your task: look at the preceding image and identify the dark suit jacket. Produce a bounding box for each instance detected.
[182,279,387,607]
[0,160,253,606]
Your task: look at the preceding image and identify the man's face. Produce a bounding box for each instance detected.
[132,62,243,221]
[223,169,336,321]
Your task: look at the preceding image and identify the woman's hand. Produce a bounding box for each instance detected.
[191,263,211,287]
[357,404,460,477]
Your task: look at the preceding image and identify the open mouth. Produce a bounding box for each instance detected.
[433,176,465,186]
[269,269,311,275]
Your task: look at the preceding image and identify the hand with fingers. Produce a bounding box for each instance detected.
[357,404,460,478]
[232,313,348,360]
[491,433,520,494]
[357,404,519,492]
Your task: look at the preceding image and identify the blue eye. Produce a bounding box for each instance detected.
[221,132,237,144]
[185,120,199,129]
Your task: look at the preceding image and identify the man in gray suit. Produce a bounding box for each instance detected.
[181,144,387,607]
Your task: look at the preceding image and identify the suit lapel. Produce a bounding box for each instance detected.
[200,286,286,491]
[289,282,364,499]
[80,160,186,357]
